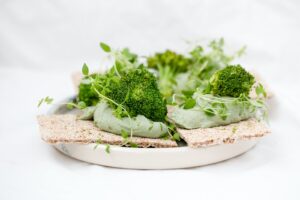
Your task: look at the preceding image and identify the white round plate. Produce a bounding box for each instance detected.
[54,141,258,169]
[50,97,261,169]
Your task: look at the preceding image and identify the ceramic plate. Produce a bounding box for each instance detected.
[50,97,262,169]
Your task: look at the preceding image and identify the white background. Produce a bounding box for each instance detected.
[0,0,300,199]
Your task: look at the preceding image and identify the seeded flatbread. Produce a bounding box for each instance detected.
[177,118,270,148]
[37,114,177,148]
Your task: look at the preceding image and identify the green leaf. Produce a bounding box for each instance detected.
[203,108,215,117]
[182,90,194,98]
[236,46,246,57]
[183,98,196,109]
[77,101,87,109]
[93,139,101,150]
[100,42,111,52]
[105,144,110,154]
[121,129,129,139]
[255,83,267,98]
[202,84,211,94]
[159,133,170,140]
[66,102,74,110]
[37,96,53,108]
[44,96,53,104]
[129,142,138,148]
[114,105,124,119]
[172,132,181,141]
[37,98,44,108]
[82,63,89,76]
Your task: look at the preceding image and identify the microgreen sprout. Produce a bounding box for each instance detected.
[37,95,88,111]
[121,129,129,139]
[100,42,111,53]
[105,144,110,154]
[82,63,89,76]
[129,142,138,148]
[255,83,267,98]
[93,139,102,150]
[165,121,181,141]
[183,98,196,109]
[37,96,53,108]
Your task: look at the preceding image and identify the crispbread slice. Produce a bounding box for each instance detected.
[37,115,177,148]
[177,118,270,148]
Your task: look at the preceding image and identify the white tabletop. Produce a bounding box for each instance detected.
[1,0,300,199]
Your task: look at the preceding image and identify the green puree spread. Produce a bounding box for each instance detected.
[79,102,168,138]
[169,94,258,129]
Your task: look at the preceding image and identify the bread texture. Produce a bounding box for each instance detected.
[177,118,270,148]
[37,114,177,148]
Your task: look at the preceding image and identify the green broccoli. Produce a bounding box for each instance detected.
[181,39,238,92]
[77,74,99,106]
[78,47,138,107]
[147,50,191,98]
[147,50,191,73]
[78,66,167,122]
[209,65,255,97]
[107,66,167,122]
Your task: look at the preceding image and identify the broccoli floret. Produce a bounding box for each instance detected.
[147,50,191,73]
[78,82,98,106]
[107,66,167,122]
[78,45,167,121]
[147,50,191,98]
[209,65,255,97]
[79,66,167,122]
[78,74,100,106]
[77,72,121,106]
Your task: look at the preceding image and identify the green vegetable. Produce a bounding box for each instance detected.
[183,98,196,109]
[147,50,190,73]
[77,46,138,107]
[169,93,267,129]
[106,66,167,122]
[37,96,53,108]
[105,144,110,154]
[100,42,111,52]
[129,143,138,148]
[147,50,191,98]
[78,44,167,122]
[255,83,267,98]
[209,65,255,97]
[176,38,246,95]
[121,129,129,139]
[93,139,102,150]
[77,73,101,106]
[146,39,245,100]
[172,132,181,141]
[82,63,89,76]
